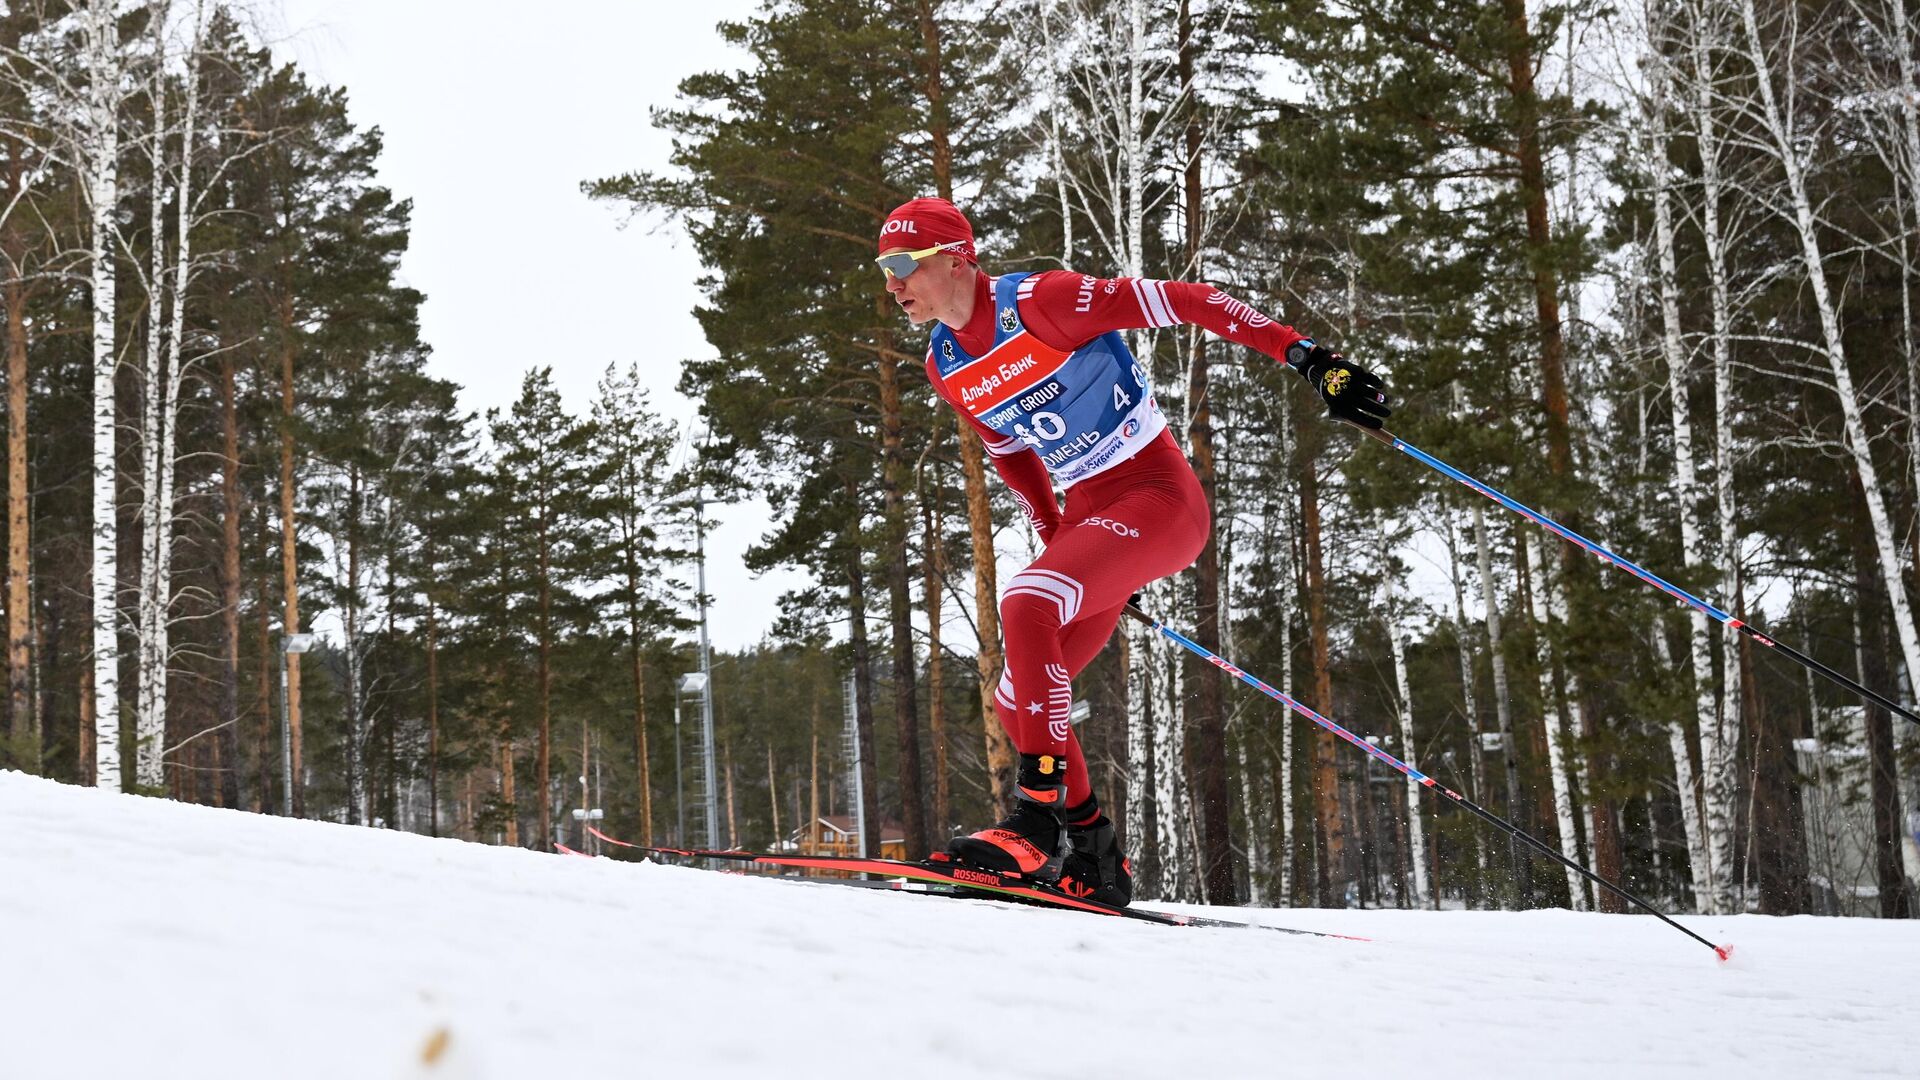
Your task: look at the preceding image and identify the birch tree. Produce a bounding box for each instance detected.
[1524,530,1588,910]
[81,0,124,790]
[133,0,210,790]
[1441,509,1489,900]
[1275,389,1297,906]
[1682,1,1752,899]
[1639,11,1737,912]
[1470,502,1526,908]
[1378,519,1428,906]
[1730,0,1920,700]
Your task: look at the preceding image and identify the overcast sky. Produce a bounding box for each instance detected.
[264,0,806,650]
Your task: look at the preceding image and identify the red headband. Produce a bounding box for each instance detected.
[878,197,976,262]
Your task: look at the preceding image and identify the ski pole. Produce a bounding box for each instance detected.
[1348,423,1920,731]
[1124,604,1733,961]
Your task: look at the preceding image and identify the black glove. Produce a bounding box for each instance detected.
[1285,340,1392,430]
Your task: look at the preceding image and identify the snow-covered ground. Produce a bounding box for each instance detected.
[2,771,1914,1079]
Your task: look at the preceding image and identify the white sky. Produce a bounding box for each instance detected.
[264,0,806,651]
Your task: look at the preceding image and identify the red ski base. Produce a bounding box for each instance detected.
[593,831,1366,941]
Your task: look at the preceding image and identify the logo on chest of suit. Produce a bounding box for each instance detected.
[1000,306,1018,333]
[941,338,955,363]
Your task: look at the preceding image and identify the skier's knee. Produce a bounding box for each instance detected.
[1001,569,1083,631]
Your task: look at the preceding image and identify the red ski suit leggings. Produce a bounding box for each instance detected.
[993,430,1209,807]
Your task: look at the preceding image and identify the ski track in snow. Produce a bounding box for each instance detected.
[1,771,1914,1079]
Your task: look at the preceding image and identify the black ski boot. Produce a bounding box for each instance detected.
[1057,808,1132,907]
[947,754,1067,879]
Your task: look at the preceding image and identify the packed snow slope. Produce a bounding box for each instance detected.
[3,772,1915,1080]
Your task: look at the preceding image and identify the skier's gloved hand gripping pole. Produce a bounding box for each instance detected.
[1122,601,1734,961]
[1285,339,1393,429]
[1338,419,1920,731]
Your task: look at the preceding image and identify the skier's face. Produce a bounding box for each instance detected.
[881,248,971,327]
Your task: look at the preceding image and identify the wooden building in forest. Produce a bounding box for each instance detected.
[790,816,907,862]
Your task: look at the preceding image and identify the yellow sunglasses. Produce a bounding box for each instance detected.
[875,241,967,279]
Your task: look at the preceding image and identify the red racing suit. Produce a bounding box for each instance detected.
[924,269,1308,809]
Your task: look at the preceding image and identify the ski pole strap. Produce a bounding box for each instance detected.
[1123,604,1730,959]
[1348,423,1920,729]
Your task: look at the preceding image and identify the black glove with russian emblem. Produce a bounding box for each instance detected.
[1285,339,1391,430]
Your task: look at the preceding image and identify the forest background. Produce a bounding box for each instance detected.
[3,0,1918,921]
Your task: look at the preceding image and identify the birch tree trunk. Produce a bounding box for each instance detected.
[157,0,201,785]
[276,294,303,813]
[1114,0,1190,899]
[1038,5,1073,259]
[135,39,165,789]
[1471,502,1525,908]
[85,0,123,792]
[1177,0,1232,904]
[136,0,204,790]
[1380,522,1429,906]
[342,465,365,824]
[1687,2,1749,904]
[1646,53,1736,913]
[1445,511,1489,899]
[1122,629,1150,884]
[1524,531,1588,909]
[1646,625,1713,911]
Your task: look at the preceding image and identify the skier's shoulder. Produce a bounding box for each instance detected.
[1010,267,1095,306]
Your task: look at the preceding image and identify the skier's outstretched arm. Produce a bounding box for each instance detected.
[1016,271,1392,429]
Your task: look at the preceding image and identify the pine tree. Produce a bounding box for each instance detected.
[490,368,599,848]
[589,361,687,847]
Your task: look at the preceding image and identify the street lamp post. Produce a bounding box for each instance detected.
[689,495,719,854]
[673,687,685,847]
[678,671,709,847]
[279,633,316,816]
[669,483,724,851]
[571,807,604,853]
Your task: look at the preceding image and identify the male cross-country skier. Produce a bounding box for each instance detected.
[876,196,1392,906]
